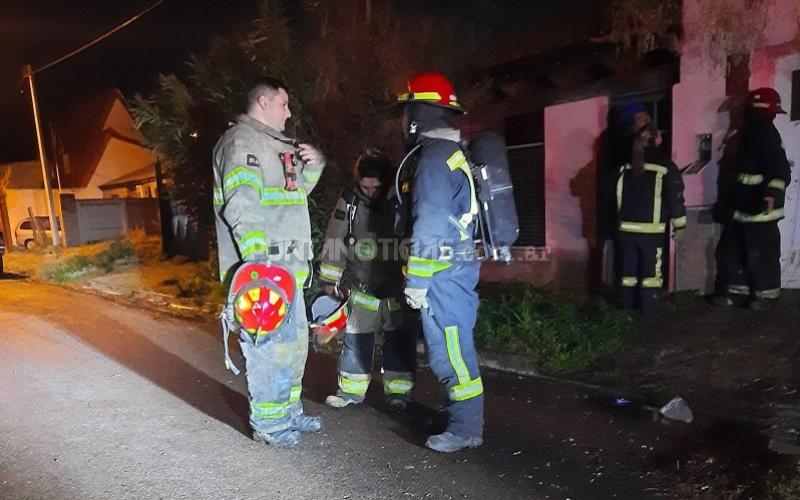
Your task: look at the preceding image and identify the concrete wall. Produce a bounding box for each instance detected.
[481,96,608,289]
[673,0,800,288]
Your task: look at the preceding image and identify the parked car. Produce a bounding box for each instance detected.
[14,216,62,250]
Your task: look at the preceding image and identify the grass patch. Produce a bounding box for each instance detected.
[475,283,637,373]
[42,240,136,283]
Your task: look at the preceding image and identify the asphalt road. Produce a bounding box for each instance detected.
[0,279,678,499]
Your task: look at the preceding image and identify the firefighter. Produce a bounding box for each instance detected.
[396,72,484,453]
[319,149,416,409]
[616,104,686,313]
[713,88,791,310]
[212,78,326,448]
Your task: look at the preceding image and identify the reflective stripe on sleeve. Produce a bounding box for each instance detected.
[738,173,764,186]
[733,209,784,223]
[238,231,268,258]
[767,179,786,191]
[407,256,452,278]
[352,291,380,311]
[319,263,344,282]
[223,167,263,194]
[619,221,666,234]
[261,187,308,206]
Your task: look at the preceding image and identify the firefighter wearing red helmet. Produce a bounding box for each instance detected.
[395,71,484,452]
[712,87,791,310]
[318,149,416,410]
[212,77,326,448]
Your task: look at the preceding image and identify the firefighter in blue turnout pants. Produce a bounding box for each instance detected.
[396,72,484,453]
[713,88,792,310]
[616,104,686,313]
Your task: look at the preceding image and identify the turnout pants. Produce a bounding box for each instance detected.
[336,293,416,401]
[239,263,310,435]
[421,261,484,439]
[618,232,664,313]
[724,221,781,300]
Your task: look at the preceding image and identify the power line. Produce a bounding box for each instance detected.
[32,0,166,76]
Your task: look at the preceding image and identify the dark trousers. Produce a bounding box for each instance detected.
[724,221,781,300]
[618,232,664,313]
[337,331,417,400]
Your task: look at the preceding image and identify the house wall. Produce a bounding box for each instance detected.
[673,0,800,289]
[104,98,144,144]
[5,189,52,246]
[84,138,156,198]
[481,96,608,289]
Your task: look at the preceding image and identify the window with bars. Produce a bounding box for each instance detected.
[505,111,546,247]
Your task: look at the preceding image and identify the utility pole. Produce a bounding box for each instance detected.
[22,64,61,247]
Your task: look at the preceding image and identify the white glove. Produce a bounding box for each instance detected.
[404,287,429,310]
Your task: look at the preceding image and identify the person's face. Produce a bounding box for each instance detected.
[259,88,292,132]
[634,111,651,130]
[359,177,383,200]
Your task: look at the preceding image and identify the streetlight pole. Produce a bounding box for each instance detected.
[22,64,61,247]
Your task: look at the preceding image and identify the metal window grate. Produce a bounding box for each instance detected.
[508,144,545,247]
[792,69,800,122]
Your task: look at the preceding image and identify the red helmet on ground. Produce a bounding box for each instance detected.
[397,71,464,113]
[309,292,349,335]
[751,87,787,114]
[229,262,295,337]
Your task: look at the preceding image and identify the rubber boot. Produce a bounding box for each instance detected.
[425,432,483,453]
[290,414,322,432]
[253,429,301,448]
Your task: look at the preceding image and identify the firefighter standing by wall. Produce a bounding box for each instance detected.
[713,88,791,310]
[212,78,326,448]
[616,104,686,313]
[319,149,417,409]
[396,72,484,453]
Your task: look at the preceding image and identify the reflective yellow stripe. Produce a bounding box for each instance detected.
[767,179,786,191]
[728,285,750,295]
[384,378,414,395]
[261,187,308,206]
[213,187,224,206]
[738,173,764,186]
[251,401,289,420]
[238,231,268,257]
[642,277,663,288]
[387,297,401,312]
[619,221,666,233]
[352,291,380,311]
[653,168,664,224]
[338,374,370,396]
[449,377,484,401]
[754,288,780,299]
[302,168,322,183]
[621,276,638,287]
[616,169,624,209]
[622,163,668,175]
[320,263,343,282]
[290,386,301,403]
[655,246,663,282]
[446,150,479,228]
[444,326,471,385]
[223,167,263,194]
[407,256,452,278]
[397,91,442,102]
[294,269,309,287]
[733,209,784,223]
[672,216,687,229]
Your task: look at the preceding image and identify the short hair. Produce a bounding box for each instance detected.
[246,77,288,110]
[354,148,392,185]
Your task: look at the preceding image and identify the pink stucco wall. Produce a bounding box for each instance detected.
[673,0,800,286]
[481,96,608,289]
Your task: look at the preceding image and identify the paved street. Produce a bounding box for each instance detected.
[0,279,681,499]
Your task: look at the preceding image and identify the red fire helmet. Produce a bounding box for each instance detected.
[309,293,350,335]
[751,87,787,114]
[397,71,464,112]
[230,262,295,337]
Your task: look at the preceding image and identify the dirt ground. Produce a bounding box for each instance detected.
[571,290,800,497]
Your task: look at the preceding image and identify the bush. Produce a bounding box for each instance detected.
[44,255,94,283]
[474,284,637,373]
[93,240,136,272]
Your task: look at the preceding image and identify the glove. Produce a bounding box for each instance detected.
[404,287,429,310]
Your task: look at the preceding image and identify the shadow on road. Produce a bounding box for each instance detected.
[0,272,27,280]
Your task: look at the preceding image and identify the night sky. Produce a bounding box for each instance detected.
[0,0,259,162]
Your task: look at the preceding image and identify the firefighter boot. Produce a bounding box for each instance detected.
[290,414,322,432]
[425,432,483,453]
[325,393,362,408]
[253,429,301,448]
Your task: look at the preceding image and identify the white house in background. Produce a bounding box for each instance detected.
[0,89,158,246]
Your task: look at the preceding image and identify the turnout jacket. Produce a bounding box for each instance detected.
[319,188,404,299]
[616,147,686,234]
[212,114,326,282]
[732,119,791,223]
[405,128,479,290]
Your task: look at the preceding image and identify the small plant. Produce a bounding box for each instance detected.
[44,255,94,283]
[92,240,136,272]
[474,284,637,373]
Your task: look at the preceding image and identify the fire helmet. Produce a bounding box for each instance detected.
[397,71,464,113]
[309,292,349,335]
[229,261,295,337]
[750,87,787,114]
